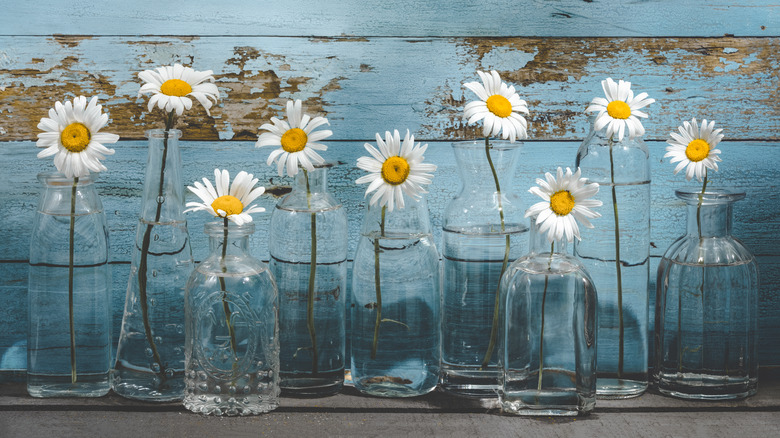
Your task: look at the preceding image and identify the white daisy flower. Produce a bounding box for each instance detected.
[525,167,603,243]
[355,129,437,212]
[36,95,119,179]
[256,99,332,177]
[185,169,266,225]
[138,64,219,116]
[463,70,529,142]
[585,78,655,141]
[664,118,724,182]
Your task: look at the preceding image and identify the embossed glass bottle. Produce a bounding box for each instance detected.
[114,129,193,401]
[184,221,279,415]
[655,189,758,400]
[441,140,528,397]
[574,120,650,398]
[498,218,598,416]
[270,166,348,396]
[351,196,440,397]
[28,173,112,397]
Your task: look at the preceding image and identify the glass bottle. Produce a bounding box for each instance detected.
[269,166,348,396]
[655,189,758,400]
[498,218,598,416]
[114,129,193,401]
[27,172,112,397]
[184,221,279,415]
[441,139,528,397]
[574,120,650,398]
[350,196,440,397]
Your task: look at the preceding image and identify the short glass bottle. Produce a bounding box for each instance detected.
[441,139,528,398]
[27,173,112,397]
[270,166,348,396]
[498,218,598,416]
[350,196,440,397]
[654,189,759,400]
[575,119,650,398]
[184,221,280,415]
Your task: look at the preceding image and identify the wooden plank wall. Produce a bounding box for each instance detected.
[1,1,779,372]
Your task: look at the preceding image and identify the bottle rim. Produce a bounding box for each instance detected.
[451,139,523,151]
[675,187,746,204]
[204,220,255,236]
[145,129,183,140]
[37,171,96,185]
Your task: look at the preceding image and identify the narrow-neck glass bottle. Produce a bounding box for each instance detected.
[655,189,758,400]
[499,218,598,416]
[574,119,650,398]
[184,222,279,415]
[270,167,348,396]
[114,129,193,401]
[28,173,112,397]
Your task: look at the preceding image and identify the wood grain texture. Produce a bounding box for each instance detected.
[1,36,778,142]
[2,0,777,37]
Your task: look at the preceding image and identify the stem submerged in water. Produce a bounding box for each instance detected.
[303,169,319,375]
[68,177,79,384]
[219,217,238,361]
[370,206,387,360]
[608,139,625,378]
[538,242,554,391]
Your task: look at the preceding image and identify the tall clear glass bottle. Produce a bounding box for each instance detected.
[28,173,112,397]
[270,166,347,396]
[441,139,528,397]
[498,218,598,416]
[184,221,279,415]
[574,121,650,398]
[114,129,193,401]
[655,189,758,400]
[351,197,440,397]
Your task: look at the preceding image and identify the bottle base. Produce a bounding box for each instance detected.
[112,365,185,402]
[281,371,344,397]
[27,373,110,398]
[596,377,647,399]
[439,366,499,398]
[656,372,757,400]
[183,396,279,416]
[499,390,595,416]
[354,378,437,398]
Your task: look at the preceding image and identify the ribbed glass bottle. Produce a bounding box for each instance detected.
[655,189,758,400]
[574,121,650,398]
[184,221,279,415]
[350,196,440,397]
[270,167,347,396]
[114,129,193,401]
[440,139,528,397]
[27,173,112,397]
[498,218,598,416]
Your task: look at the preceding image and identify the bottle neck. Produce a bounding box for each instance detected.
[528,216,568,256]
[360,196,432,237]
[140,129,184,222]
[206,221,254,258]
[37,172,102,215]
[293,167,328,195]
[677,189,743,238]
[451,140,520,191]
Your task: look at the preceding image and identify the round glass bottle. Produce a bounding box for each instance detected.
[441,139,528,397]
[114,129,193,401]
[27,173,112,397]
[270,166,348,396]
[574,120,650,398]
[350,196,440,397]
[655,189,758,400]
[498,218,598,416]
[184,221,280,415]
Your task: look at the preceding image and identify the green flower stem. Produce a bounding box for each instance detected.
[219,217,238,360]
[481,137,510,370]
[370,206,387,360]
[135,111,175,384]
[608,139,625,378]
[538,242,555,391]
[303,169,319,375]
[68,177,78,384]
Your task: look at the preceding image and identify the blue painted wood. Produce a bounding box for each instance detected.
[2,1,777,37]
[1,140,778,370]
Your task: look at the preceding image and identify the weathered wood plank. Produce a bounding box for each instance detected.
[1,36,778,142]
[2,1,777,37]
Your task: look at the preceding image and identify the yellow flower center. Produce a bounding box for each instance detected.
[685,139,710,162]
[606,101,631,119]
[211,195,243,216]
[160,79,192,97]
[486,95,512,118]
[550,190,575,216]
[60,122,91,152]
[381,156,410,186]
[281,128,308,153]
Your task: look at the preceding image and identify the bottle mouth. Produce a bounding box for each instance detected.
[675,188,746,205]
[451,139,522,151]
[37,171,96,185]
[204,221,255,236]
[145,129,183,140]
